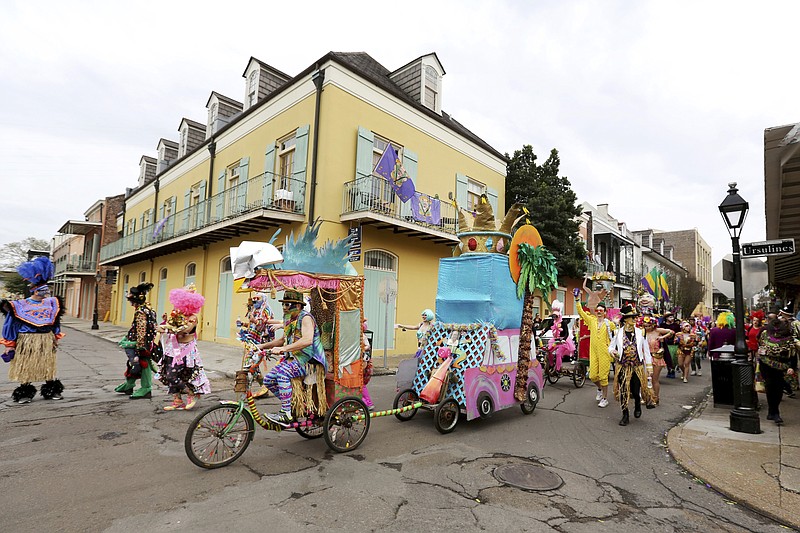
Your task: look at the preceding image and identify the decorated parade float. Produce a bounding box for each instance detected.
[393,197,553,433]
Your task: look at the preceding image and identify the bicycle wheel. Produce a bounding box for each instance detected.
[520,382,540,415]
[434,398,460,434]
[185,404,255,469]
[545,358,560,384]
[393,388,420,421]
[573,362,586,388]
[324,397,370,453]
[295,416,324,439]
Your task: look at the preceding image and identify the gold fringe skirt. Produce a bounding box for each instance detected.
[289,364,328,416]
[613,363,654,409]
[8,332,57,383]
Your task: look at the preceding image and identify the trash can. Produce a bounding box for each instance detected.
[710,345,734,407]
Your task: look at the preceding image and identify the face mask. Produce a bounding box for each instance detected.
[283,307,301,322]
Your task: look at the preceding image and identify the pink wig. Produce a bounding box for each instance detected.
[169,286,205,315]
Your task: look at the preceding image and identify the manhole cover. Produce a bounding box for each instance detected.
[493,464,563,491]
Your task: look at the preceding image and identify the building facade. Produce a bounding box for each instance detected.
[99,52,506,356]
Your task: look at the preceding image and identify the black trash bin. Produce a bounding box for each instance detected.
[710,345,734,407]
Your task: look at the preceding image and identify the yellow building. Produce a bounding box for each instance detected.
[99,52,506,355]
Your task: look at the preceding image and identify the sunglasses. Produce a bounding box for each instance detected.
[282,303,295,308]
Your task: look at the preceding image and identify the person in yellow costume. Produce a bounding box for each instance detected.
[578,280,616,408]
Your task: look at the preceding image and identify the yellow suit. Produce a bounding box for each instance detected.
[577,303,616,386]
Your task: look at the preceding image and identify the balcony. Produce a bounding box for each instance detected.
[56,256,97,276]
[584,260,637,288]
[341,176,459,245]
[99,172,306,266]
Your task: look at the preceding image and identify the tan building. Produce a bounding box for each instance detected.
[650,229,712,312]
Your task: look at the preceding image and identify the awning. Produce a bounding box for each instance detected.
[593,230,636,247]
[57,220,102,235]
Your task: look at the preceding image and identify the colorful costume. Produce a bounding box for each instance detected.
[115,283,157,399]
[610,305,655,425]
[159,285,210,410]
[1,256,65,403]
[577,302,615,386]
[264,292,326,423]
[759,321,797,425]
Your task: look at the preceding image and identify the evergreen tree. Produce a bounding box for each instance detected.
[505,146,586,279]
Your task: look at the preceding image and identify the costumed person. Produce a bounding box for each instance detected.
[396,309,435,352]
[0,256,65,403]
[157,285,211,411]
[115,282,157,399]
[777,302,800,396]
[361,317,374,410]
[659,312,680,379]
[239,294,282,399]
[675,321,696,383]
[746,311,765,359]
[547,299,575,373]
[690,317,707,376]
[578,280,616,408]
[255,290,326,426]
[642,315,673,405]
[708,312,736,354]
[609,304,655,426]
[759,318,797,425]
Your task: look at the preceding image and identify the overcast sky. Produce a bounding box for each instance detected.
[1,0,794,270]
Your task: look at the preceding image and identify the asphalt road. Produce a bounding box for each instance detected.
[0,329,787,532]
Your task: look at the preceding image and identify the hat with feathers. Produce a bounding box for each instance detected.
[17,256,54,289]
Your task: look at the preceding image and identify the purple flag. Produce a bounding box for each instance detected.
[410,193,441,225]
[373,144,416,202]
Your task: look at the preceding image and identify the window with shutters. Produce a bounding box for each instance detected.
[277,134,296,190]
[227,164,241,213]
[179,126,188,157]
[190,182,203,206]
[424,66,439,110]
[466,178,486,211]
[371,136,403,204]
[247,70,258,107]
[162,197,174,217]
[207,103,218,132]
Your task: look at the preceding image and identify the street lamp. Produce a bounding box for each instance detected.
[718,182,760,434]
[91,271,101,330]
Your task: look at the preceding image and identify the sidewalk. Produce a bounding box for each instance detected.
[62,317,799,529]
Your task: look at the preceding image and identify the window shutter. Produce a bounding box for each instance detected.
[455,173,468,209]
[215,170,226,220]
[292,125,309,183]
[183,189,191,233]
[400,148,418,219]
[486,186,499,217]
[355,127,375,209]
[197,181,207,226]
[263,143,277,204]
[167,196,176,237]
[237,157,249,212]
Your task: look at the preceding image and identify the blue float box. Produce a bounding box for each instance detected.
[435,254,522,330]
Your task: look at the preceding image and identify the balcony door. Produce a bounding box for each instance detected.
[215,257,233,339]
[363,250,397,351]
[157,268,168,321]
[120,275,129,323]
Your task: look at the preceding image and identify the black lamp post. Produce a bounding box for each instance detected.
[718,182,760,434]
[91,271,101,330]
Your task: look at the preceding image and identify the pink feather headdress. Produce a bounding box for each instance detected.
[169,284,205,315]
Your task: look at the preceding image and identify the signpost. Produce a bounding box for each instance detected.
[348,225,362,262]
[741,238,795,258]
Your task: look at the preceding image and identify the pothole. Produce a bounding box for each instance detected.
[493,464,563,491]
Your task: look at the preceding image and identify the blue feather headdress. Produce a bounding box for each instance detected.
[277,218,356,275]
[17,256,54,288]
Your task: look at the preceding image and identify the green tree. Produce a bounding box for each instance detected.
[2,273,29,298]
[505,146,586,279]
[0,237,50,268]
[671,275,705,318]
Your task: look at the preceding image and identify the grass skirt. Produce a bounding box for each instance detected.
[613,363,654,409]
[290,363,328,416]
[8,332,57,383]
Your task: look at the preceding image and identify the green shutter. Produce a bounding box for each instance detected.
[455,173,468,210]
[354,126,375,210]
[197,181,207,226]
[293,125,309,183]
[182,189,191,233]
[486,186,498,217]
[400,148,418,219]
[215,170,226,220]
[263,143,276,205]
[237,157,249,212]
[167,196,176,237]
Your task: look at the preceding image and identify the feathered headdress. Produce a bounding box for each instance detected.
[169,284,205,315]
[716,312,735,329]
[750,310,765,321]
[17,256,54,288]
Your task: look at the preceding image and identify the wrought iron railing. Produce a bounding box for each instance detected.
[100,172,305,261]
[56,255,97,275]
[342,176,458,235]
[584,260,637,287]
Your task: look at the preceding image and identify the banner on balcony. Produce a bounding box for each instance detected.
[410,193,441,225]
[373,144,416,202]
[153,217,169,239]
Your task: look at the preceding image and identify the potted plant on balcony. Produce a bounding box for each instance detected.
[274,188,294,211]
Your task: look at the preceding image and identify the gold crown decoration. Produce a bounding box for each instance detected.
[453,197,524,257]
[591,271,616,282]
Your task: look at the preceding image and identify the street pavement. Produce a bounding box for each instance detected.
[2,316,798,531]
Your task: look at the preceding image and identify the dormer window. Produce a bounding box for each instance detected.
[179,126,188,157]
[207,103,218,132]
[247,70,258,107]
[424,66,439,110]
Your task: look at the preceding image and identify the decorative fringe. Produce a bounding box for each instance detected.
[40,379,64,398]
[613,364,654,408]
[12,383,36,402]
[9,333,57,383]
[289,364,328,416]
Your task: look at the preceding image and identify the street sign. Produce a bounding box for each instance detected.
[347,225,362,262]
[741,238,795,258]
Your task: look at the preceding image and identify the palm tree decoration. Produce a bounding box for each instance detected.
[508,223,558,401]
